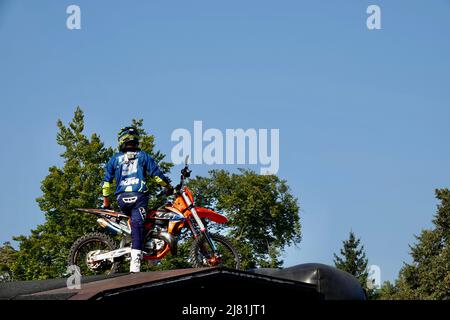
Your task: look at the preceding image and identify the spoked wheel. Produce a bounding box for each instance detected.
[189,233,241,269]
[68,232,120,276]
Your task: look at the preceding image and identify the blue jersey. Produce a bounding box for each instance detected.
[102,150,170,196]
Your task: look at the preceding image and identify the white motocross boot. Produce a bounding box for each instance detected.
[130,249,143,273]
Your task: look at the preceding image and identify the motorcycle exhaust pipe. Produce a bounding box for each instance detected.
[159,231,178,256]
[148,230,178,256]
[97,218,123,235]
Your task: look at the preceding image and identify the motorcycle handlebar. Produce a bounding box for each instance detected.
[181,166,191,178]
[164,162,191,198]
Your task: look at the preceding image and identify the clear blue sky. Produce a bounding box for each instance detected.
[1,0,449,283]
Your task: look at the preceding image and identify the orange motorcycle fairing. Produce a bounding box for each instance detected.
[193,207,228,224]
[171,187,195,213]
[172,195,187,213]
[166,203,228,224]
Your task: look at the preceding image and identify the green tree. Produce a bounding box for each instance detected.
[389,189,450,300]
[187,169,302,269]
[0,242,17,282]
[10,107,171,280]
[334,231,369,293]
[376,281,398,300]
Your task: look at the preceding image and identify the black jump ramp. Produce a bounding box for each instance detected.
[1,264,364,301]
[1,267,322,301]
[249,263,367,300]
[95,268,322,301]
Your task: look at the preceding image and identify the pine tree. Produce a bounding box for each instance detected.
[10,107,172,280]
[10,107,113,279]
[377,281,398,299]
[334,231,369,291]
[391,189,450,300]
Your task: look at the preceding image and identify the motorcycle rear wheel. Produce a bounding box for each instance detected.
[68,232,120,276]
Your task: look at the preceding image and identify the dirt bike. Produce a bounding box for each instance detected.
[68,156,240,275]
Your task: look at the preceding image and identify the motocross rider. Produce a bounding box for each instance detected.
[102,126,174,272]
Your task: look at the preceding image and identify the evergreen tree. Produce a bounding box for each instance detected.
[334,231,369,291]
[390,189,450,300]
[377,281,398,300]
[10,107,171,280]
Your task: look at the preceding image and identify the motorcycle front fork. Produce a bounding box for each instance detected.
[181,192,219,254]
[186,217,218,253]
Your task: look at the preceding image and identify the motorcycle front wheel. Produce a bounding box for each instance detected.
[189,233,241,270]
[68,232,120,276]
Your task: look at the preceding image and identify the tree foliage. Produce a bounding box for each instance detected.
[10,107,113,279]
[383,189,450,300]
[10,108,171,280]
[0,242,16,282]
[187,169,302,269]
[377,281,399,300]
[334,231,369,292]
[9,107,300,279]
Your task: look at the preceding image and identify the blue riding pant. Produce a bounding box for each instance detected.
[117,192,148,250]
